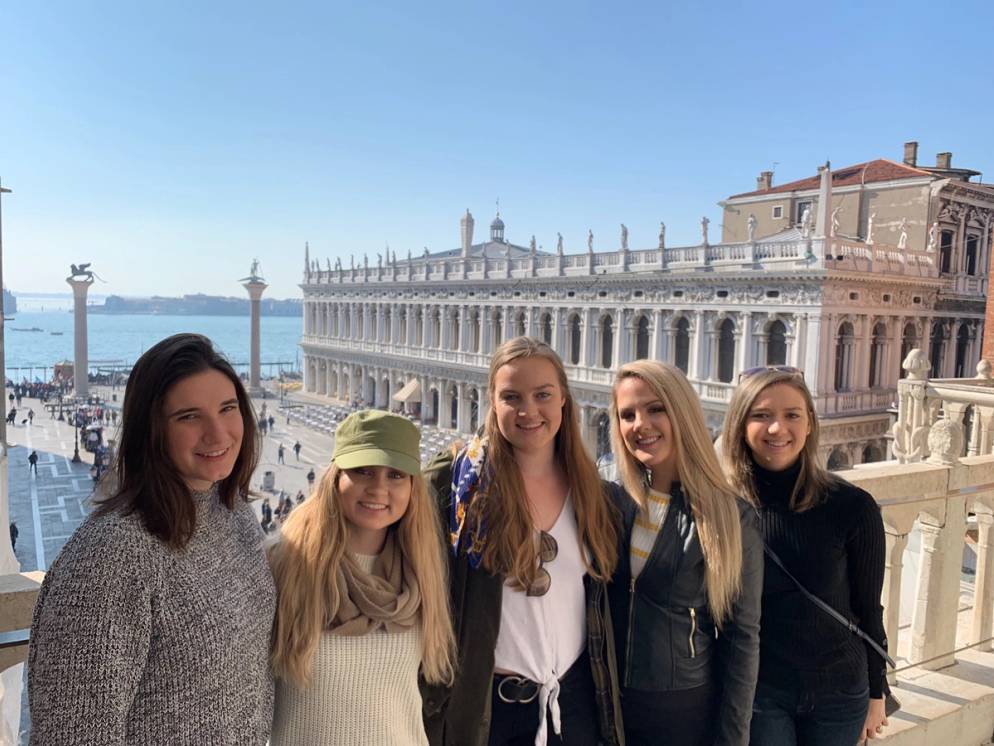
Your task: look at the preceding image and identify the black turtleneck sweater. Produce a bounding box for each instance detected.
[752,459,887,699]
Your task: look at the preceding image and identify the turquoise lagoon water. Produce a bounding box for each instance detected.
[4,310,302,380]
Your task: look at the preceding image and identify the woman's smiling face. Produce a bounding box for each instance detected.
[492,356,565,456]
[744,382,811,471]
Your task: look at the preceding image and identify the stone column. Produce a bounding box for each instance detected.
[805,313,825,395]
[242,277,268,396]
[912,495,968,669]
[612,311,624,369]
[66,274,96,398]
[456,382,469,433]
[972,508,994,651]
[882,530,909,683]
[738,311,753,372]
[689,311,704,380]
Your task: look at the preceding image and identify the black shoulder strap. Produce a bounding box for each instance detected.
[764,544,896,668]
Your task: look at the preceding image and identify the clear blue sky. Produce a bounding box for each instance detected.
[3,0,992,299]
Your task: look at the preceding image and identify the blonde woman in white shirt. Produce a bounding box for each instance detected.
[268,410,454,746]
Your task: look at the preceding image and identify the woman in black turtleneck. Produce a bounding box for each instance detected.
[721,369,888,746]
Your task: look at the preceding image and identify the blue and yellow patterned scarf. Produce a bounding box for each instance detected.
[449,433,488,565]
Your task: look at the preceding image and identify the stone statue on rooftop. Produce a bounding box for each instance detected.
[658,222,666,250]
[865,212,875,244]
[377,253,382,269]
[363,253,369,270]
[621,224,629,251]
[927,221,938,251]
[557,232,564,255]
[701,216,710,245]
[897,217,908,250]
[423,246,430,258]
[530,235,537,255]
[801,207,813,238]
[407,248,412,263]
[350,255,355,270]
[326,258,331,272]
[747,214,757,242]
[588,229,594,253]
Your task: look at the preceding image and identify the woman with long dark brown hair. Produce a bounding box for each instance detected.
[28,333,275,745]
[422,336,624,746]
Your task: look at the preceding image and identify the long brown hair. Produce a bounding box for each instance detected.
[610,361,743,626]
[269,465,455,687]
[468,336,618,589]
[95,333,259,548]
[721,369,835,512]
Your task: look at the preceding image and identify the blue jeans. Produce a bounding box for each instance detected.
[750,679,869,746]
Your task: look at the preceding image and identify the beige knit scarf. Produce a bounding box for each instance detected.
[329,532,421,636]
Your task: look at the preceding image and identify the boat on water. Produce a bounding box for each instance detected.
[10,327,43,332]
[50,331,64,336]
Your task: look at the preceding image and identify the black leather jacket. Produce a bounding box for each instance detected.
[608,483,763,746]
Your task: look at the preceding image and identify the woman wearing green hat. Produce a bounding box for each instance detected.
[268,410,455,745]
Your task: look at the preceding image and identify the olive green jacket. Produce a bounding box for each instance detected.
[420,449,625,746]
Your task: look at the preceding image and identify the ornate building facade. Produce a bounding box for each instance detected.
[300,146,994,468]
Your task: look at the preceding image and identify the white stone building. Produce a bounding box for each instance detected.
[301,151,994,468]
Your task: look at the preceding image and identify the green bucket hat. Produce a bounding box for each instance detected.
[333,410,421,476]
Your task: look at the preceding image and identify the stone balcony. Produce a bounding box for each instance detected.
[835,351,994,743]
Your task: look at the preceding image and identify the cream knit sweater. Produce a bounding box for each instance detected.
[271,553,428,746]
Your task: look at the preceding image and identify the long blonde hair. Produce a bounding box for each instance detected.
[721,369,835,512]
[269,464,455,687]
[469,336,618,589]
[609,361,742,626]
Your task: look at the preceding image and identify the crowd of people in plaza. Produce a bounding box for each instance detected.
[25,332,890,746]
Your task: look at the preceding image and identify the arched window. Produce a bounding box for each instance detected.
[383,308,392,344]
[868,322,887,388]
[416,309,424,346]
[540,312,553,346]
[515,312,526,338]
[600,315,614,369]
[827,448,850,471]
[635,315,650,360]
[675,318,690,374]
[834,321,855,392]
[862,443,884,464]
[766,320,787,366]
[940,230,953,273]
[596,413,611,459]
[955,323,971,378]
[569,314,581,365]
[930,321,947,378]
[495,310,504,345]
[717,318,735,383]
[966,235,979,276]
[357,309,365,339]
[900,323,917,367]
[469,389,480,431]
[344,308,352,338]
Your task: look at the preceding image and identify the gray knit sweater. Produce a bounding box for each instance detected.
[28,486,276,745]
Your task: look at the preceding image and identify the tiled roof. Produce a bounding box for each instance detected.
[729,159,935,199]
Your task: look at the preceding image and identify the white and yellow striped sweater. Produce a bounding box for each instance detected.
[629,489,671,578]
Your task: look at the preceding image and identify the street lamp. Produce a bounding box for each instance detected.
[71,405,82,463]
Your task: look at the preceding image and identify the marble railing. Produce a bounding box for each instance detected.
[854,351,994,677]
[303,236,939,286]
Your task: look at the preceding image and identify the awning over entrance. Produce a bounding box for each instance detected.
[393,378,421,403]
